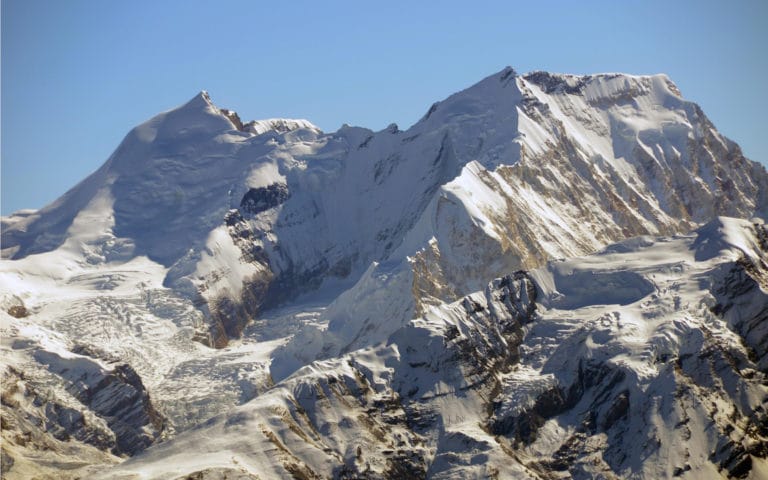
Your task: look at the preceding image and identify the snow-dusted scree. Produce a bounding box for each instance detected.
[2,68,767,479]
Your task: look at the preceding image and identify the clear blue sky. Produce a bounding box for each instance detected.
[2,0,767,215]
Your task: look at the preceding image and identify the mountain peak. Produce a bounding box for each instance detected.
[499,65,517,79]
[180,90,216,111]
[178,91,321,136]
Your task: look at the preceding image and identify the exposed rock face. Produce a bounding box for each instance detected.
[239,184,290,216]
[33,350,165,456]
[1,366,120,479]
[207,275,272,349]
[489,360,627,445]
[196,209,274,348]
[176,468,261,480]
[708,223,768,372]
[1,340,166,479]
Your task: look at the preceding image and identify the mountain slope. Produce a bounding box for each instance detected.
[96,217,768,479]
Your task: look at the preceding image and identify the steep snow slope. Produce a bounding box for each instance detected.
[1,68,767,478]
[96,217,768,479]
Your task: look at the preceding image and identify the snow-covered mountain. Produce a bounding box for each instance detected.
[99,217,768,479]
[1,67,767,479]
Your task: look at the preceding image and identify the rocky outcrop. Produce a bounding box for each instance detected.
[239,184,290,216]
[490,360,626,445]
[1,366,119,479]
[176,468,261,480]
[708,223,768,371]
[34,350,165,456]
